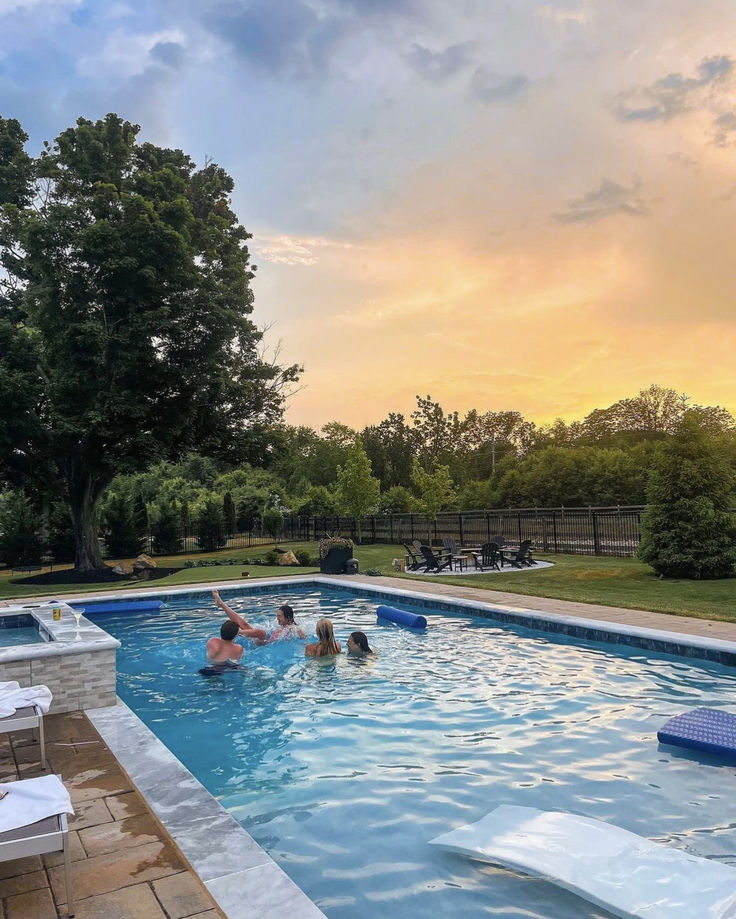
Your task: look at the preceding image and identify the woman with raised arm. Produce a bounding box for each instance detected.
[212,590,306,643]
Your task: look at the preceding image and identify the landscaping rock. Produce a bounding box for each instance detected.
[279,550,299,566]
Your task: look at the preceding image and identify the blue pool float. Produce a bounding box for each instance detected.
[657,708,736,759]
[376,605,427,630]
[70,599,163,614]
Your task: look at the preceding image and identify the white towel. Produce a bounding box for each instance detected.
[0,774,74,833]
[0,684,53,718]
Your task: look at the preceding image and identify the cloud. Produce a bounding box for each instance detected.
[615,54,734,122]
[535,4,589,25]
[254,233,357,265]
[150,40,186,69]
[0,0,78,14]
[404,41,475,82]
[554,179,649,224]
[712,111,736,146]
[470,67,530,103]
[206,0,322,76]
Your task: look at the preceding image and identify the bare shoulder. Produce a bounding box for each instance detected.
[305,644,316,657]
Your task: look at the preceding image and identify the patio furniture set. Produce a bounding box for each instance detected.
[403,537,537,574]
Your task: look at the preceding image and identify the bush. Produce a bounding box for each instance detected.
[261,507,283,540]
[365,567,382,576]
[264,550,279,565]
[195,499,226,552]
[151,498,181,555]
[48,501,76,563]
[0,491,42,566]
[295,548,311,566]
[103,494,145,559]
[637,415,736,579]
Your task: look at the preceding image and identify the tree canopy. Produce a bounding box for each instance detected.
[0,114,298,569]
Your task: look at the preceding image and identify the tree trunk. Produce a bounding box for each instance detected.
[66,466,108,571]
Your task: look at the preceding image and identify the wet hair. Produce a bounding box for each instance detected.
[349,631,372,654]
[314,618,340,656]
[220,620,239,641]
[279,604,295,624]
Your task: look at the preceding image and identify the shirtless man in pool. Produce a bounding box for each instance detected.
[212,590,306,643]
[206,620,244,664]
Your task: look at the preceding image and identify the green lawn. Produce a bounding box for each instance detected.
[2,542,735,623]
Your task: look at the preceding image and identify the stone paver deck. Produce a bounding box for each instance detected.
[349,573,736,642]
[0,711,223,919]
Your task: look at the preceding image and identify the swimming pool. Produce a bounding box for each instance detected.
[90,584,736,919]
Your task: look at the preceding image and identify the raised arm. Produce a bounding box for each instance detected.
[212,590,267,642]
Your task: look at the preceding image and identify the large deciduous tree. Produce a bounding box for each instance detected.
[0,114,298,570]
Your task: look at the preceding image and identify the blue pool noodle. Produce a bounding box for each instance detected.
[70,599,163,614]
[376,604,427,630]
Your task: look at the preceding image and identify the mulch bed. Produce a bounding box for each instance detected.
[13,566,180,585]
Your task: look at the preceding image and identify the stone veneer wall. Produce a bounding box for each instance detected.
[0,648,117,713]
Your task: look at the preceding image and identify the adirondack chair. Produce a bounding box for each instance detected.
[503,539,535,568]
[471,542,502,572]
[419,545,452,574]
[402,543,427,572]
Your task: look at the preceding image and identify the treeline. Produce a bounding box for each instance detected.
[1,384,735,565]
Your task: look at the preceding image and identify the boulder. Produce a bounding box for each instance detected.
[133,554,157,571]
[278,550,299,566]
[113,561,134,575]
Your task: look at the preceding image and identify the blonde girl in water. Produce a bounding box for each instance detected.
[305,618,342,657]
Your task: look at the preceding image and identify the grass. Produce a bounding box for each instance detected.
[2,542,735,623]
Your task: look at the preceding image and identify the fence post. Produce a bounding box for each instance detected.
[371,515,376,543]
[410,514,414,541]
[389,514,394,543]
[486,513,491,542]
[517,514,522,545]
[592,512,600,556]
[552,515,557,553]
[458,514,464,545]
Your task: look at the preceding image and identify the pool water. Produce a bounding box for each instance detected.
[92,587,736,919]
[0,626,43,647]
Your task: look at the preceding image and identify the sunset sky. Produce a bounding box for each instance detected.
[2,0,735,429]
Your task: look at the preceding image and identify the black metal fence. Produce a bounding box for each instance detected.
[306,507,647,557]
[105,516,312,559]
[85,506,645,560]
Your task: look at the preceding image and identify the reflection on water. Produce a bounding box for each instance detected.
[93,587,736,919]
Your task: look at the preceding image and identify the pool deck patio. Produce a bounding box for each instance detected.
[3,572,736,919]
[0,710,223,919]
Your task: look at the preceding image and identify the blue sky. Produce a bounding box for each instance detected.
[2,0,736,427]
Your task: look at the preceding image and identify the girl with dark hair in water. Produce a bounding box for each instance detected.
[347,631,373,657]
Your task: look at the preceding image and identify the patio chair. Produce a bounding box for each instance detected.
[402,543,427,572]
[503,539,536,568]
[489,534,506,548]
[419,546,452,574]
[471,542,502,572]
[0,705,47,769]
[0,775,75,916]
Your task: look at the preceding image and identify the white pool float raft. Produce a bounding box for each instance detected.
[429,805,736,919]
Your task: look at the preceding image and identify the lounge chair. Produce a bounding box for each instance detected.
[0,706,47,769]
[0,774,75,916]
[471,542,502,572]
[503,539,535,568]
[419,546,452,574]
[430,804,736,919]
